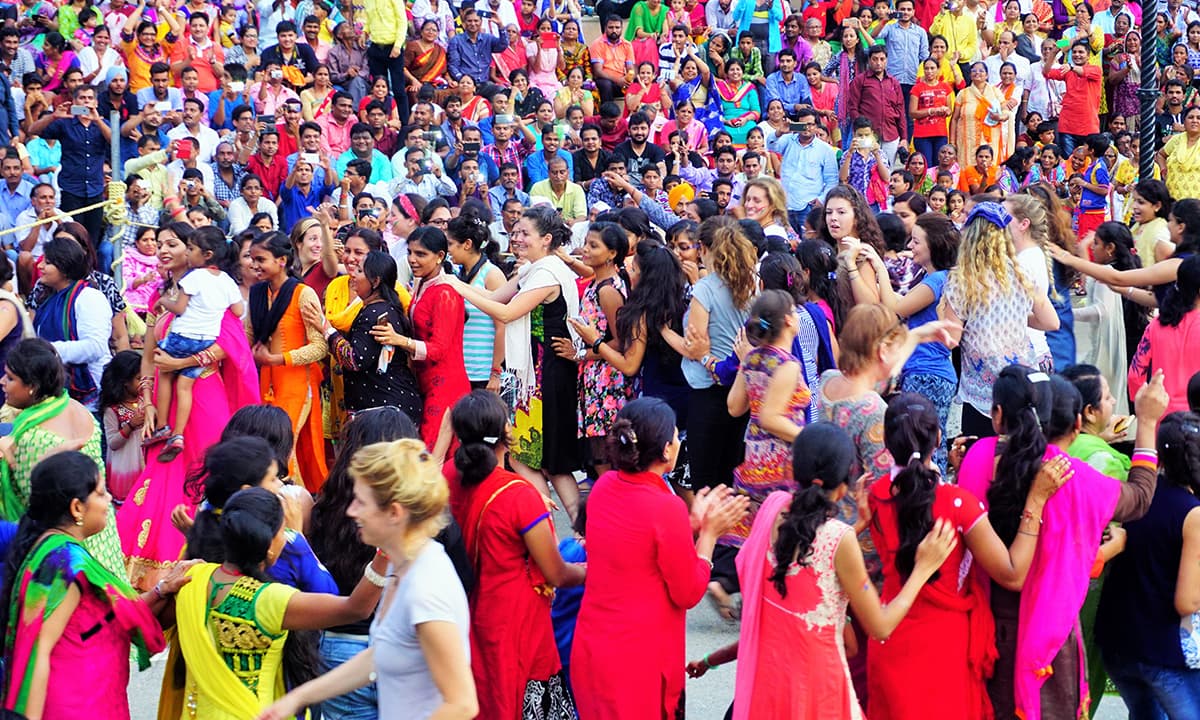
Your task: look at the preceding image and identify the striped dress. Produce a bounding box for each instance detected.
[462,260,500,383]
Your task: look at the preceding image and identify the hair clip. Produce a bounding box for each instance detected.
[757,317,771,331]
[811,478,824,487]
[619,429,638,446]
[827,271,837,280]
[482,436,500,445]
[1027,372,1050,383]
[909,451,923,462]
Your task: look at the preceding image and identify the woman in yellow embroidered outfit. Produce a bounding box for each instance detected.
[246,232,328,493]
[322,229,411,442]
[175,486,386,719]
[1157,105,1200,202]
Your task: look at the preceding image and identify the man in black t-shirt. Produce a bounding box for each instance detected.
[612,111,666,189]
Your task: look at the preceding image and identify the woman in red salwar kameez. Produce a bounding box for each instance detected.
[866,393,1070,720]
[571,398,748,720]
[445,390,585,719]
[371,227,470,448]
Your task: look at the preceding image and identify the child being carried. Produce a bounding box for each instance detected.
[144,227,244,462]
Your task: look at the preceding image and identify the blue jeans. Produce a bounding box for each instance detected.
[912,136,947,167]
[317,633,377,720]
[97,237,113,276]
[1104,647,1200,720]
[158,333,215,379]
[788,206,814,237]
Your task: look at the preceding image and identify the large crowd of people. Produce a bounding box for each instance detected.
[0,0,1195,717]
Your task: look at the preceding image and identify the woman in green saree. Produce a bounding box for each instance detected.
[0,338,126,580]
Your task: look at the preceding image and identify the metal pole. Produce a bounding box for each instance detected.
[1139,0,1158,182]
[110,109,123,289]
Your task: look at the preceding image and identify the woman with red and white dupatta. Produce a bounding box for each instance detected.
[866,393,1069,720]
[731,422,956,719]
[958,367,1167,720]
[116,223,259,591]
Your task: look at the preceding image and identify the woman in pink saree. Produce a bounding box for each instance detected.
[116,223,259,591]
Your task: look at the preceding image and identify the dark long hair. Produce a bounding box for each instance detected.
[607,398,677,472]
[361,250,414,337]
[309,407,419,594]
[1159,411,1200,496]
[220,487,319,689]
[795,240,846,330]
[771,423,856,597]
[1093,221,1149,356]
[1172,198,1200,257]
[0,452,99,635]
[883,393,942,581]
[451,390,510,488]
[183,436,279,563]
[1160,254,1200,327]
[615,242,687,357]
[220,404,294,478]
[1045,374,1083,443]
[988,366,1052,544]
[99,350,141,409]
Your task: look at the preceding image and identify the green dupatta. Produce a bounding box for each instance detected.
[0,393,69,521]
[3,532,163,713]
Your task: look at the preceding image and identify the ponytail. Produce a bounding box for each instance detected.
[883,394,941,581]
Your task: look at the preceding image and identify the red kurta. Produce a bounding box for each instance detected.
[409,279,471,447]
[450,466,560,719]
[866,481,995,720]
[571,470,711,720]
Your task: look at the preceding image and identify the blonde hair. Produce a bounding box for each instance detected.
[837,304,907,376]
[349,439,449,555]
[289,217,323,273]
[947,216,1034,317]
[1005,193,1058,300]
[698,216,758,309]
[745,177,789,228]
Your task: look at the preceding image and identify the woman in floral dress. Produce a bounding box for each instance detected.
[720,291,811,574]
[554,224,630,478]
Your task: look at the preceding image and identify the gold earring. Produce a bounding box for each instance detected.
[74,516,83,526]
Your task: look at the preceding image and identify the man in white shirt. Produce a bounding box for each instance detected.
[1028,37,1066,120]
[985,31,1033,97]
[390,148,458,201]
[166,97,221,162]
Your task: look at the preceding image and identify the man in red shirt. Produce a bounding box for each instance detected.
[247,129,289,199]
[1043,40,1103,156]
[846,44,906,166]
[169,13,224,93]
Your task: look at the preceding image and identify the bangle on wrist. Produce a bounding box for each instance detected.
[363,561,387,588]
[590,337,603,354]
[702,652,715,669]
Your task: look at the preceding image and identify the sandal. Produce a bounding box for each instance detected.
[707,581,740,622]
[143,425,173,447]
[158,435,185,463]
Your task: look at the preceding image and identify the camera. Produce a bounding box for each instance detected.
[270,69,283,80]
[420,130,442,143]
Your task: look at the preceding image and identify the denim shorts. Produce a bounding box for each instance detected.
[158,333,215,380]
[317,633,377,720]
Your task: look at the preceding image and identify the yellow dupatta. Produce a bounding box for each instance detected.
[324,275,412,333]
[176,563,298,719]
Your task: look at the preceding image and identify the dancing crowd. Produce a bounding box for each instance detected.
[0,0,1196,717]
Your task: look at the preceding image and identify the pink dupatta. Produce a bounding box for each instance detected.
[732,490,793,720]
[958,439,1120,720]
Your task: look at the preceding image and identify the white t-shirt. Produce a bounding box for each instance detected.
[1017,245,1051,362]
[371,541,470,720]
[172,268,242,340]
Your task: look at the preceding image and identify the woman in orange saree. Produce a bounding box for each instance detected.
[950,63,1008,173]
[403,20,450,92]
[246,232,328,493]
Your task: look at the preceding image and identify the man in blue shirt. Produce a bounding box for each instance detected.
[487,162,531,217]
[524,125,574,189]
[764,50,812,120]
[27,84,111,256]
[448,9,509,98]
[279,154,334,233]
[0,154,31,232]
[768,108,838,234]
